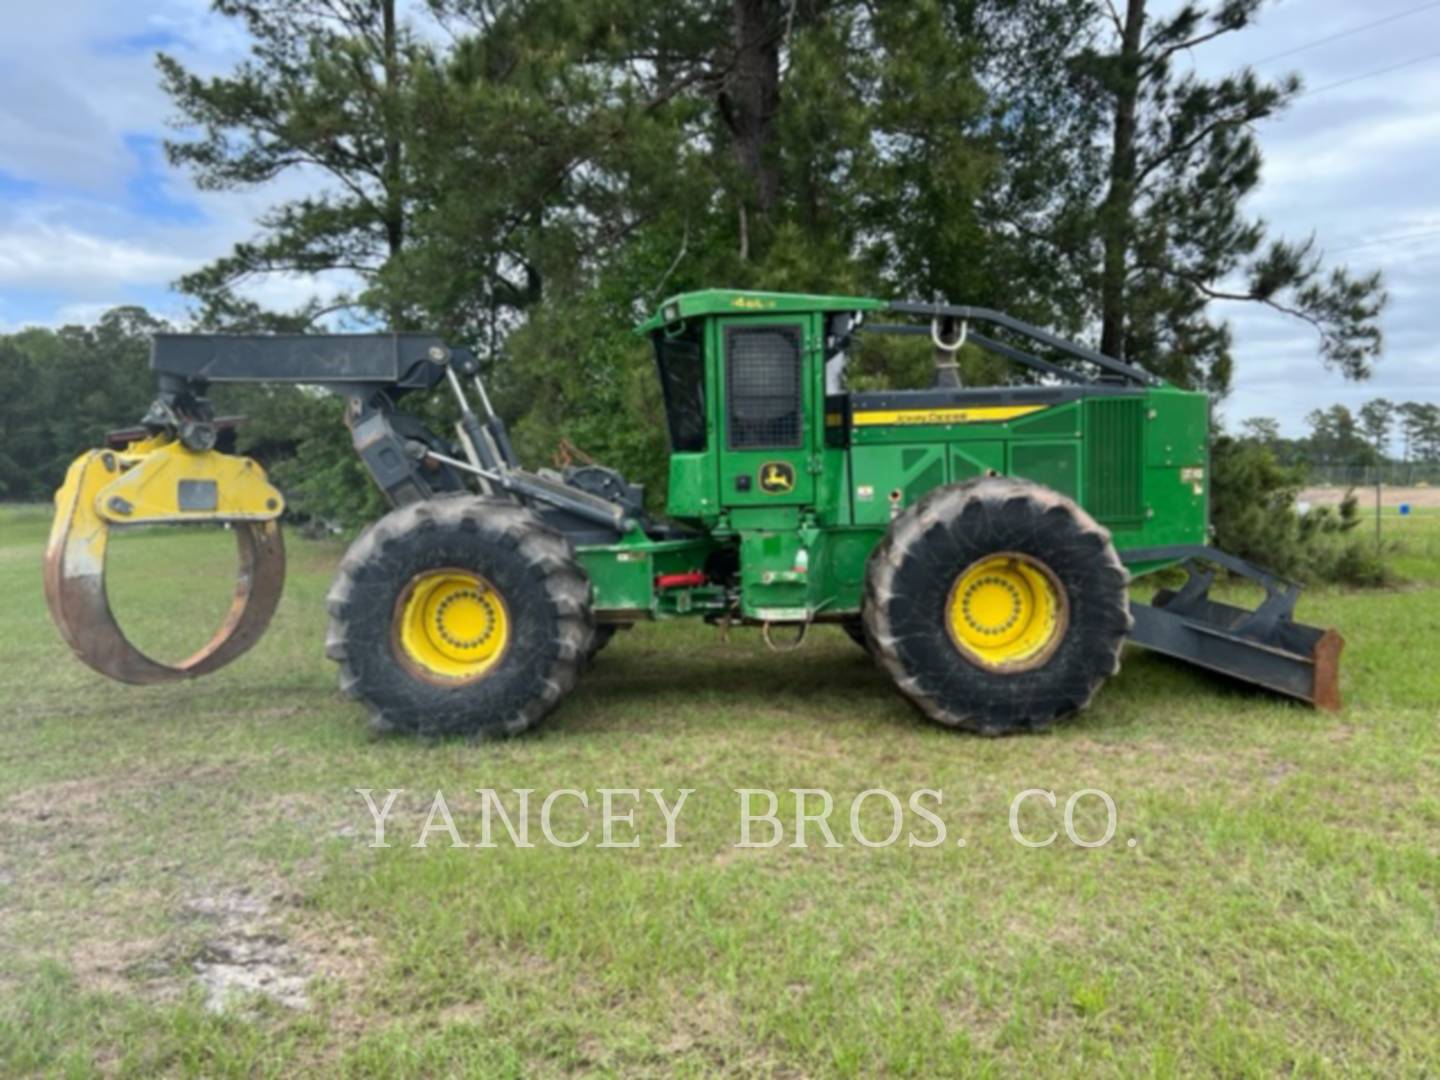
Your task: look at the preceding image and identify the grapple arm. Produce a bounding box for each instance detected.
[45,333,480,684]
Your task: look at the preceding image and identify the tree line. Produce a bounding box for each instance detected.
[0,310,160,501]
[1240,400,1440,470]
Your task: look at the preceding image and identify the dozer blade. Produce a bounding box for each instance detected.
[1126,547,1343,711]
[43,440,287,685]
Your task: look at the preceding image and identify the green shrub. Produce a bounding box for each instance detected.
[1210,435,1391,586]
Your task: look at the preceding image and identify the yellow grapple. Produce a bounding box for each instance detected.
[43,436,286,684]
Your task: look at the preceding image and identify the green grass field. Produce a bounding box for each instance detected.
[1,503,1437,1077]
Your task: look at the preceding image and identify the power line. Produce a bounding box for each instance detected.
[1293,50,1440,98]
[1326,227,1440,255]
[1251,1,1440,66]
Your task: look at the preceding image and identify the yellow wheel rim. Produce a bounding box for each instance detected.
[946,553,1067,672]
[394,569,509,682]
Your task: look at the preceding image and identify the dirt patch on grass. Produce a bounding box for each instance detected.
[1301,484,1440,508]
[1,777,123,831]
[60,884,389,1032]
[194,931,309,1012]
[291,917,385,1011]
[1,764,239,831]
[62,885,324,1012]
[661,991,744,1056]
[184,887,312,1013]
[72,933,173,996]
[0,764,390,1021]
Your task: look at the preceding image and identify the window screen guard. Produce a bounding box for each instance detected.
[725,325,803,450]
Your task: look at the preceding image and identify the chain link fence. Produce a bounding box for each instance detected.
[1303,463,1440,487]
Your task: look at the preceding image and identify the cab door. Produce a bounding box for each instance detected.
[715,317,816,507]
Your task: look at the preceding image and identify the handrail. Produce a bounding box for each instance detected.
[884,301,1163,386]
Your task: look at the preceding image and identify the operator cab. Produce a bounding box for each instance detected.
[642,289,885,523]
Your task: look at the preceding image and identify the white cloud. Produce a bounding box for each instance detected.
[51,300,142,326]
[236,268,364,316]
[0,69,130,192]
[1151,0,1440,436]
[0,2,240,193]
[0,221,192,289]
[0,1,354,328]
[1259,100,1440,195]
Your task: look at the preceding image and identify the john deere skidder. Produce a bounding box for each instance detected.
[45,290,1343,735]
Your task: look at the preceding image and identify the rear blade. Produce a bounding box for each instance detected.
[1129,596,1343,710]
[1126,549,1342,710]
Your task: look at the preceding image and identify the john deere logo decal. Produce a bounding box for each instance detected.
[759,461,796,494]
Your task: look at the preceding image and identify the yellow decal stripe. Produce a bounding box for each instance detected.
[851,404,1047,427]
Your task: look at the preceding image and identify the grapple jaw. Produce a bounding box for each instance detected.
[43,438,286,685]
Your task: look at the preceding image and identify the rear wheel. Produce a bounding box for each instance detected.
[325,497,593,737]
[864,477,1130,734]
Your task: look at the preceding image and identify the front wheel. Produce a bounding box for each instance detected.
[864,477,1131,734]
[325,497,594,737]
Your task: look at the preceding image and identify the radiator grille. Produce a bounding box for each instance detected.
[1085,397,1144,526]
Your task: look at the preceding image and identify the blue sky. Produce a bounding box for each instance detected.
[0,1,336,330]
[1,0,1437,440]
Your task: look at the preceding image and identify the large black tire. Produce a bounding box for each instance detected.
[324,497,594,737]
[863,477,1131,734]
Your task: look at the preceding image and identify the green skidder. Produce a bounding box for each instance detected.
[46,290,1343,737]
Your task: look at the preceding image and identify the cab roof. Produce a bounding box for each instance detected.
[635,289,888,334]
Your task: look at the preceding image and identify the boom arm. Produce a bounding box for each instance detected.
[150,333,469,506]
[150,332,454,389]
[149,333,633,530]
[46,329,638,688]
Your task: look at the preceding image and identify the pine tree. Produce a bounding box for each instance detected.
[1239,416,1280,444]
[995,0,1386,392]
[158,0,423,328]
[1358,399,1395,461]
[1407,403,1440,464]
[1397,402,1429,464]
